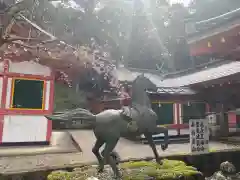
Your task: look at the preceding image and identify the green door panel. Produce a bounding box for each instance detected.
[182,103,206,123]
[151,103,174,125]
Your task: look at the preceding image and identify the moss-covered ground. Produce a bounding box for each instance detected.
[47,159,203,180]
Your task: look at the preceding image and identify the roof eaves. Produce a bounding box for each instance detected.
[157,61,240,87]
[117,67,141,82]
[146,87,196,95]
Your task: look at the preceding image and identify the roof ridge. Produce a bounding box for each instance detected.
[196,7,240,25]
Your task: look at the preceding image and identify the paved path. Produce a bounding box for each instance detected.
[69,130,239,160]
[0,130,239,174]
[0,131,80,157]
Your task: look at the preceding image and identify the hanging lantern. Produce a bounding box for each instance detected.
[207,42,212,47]
[221,37,225,43]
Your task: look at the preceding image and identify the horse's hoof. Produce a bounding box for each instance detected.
[161,144,168,151]
[111,151,121,164]
[114,177,122,180]
[113,174,122,180]
[113,170,123,179]
[97,166,104,173]
[156,158,163,165]
[97,169,103,173]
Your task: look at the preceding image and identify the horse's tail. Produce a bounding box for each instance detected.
[46,108,96,124]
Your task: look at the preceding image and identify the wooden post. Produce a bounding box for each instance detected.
[218,103,229,137]
[75,82,79,93]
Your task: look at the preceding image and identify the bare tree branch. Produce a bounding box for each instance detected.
[7,35,47,42]
[5,0,35,17]
[3,18,15,37]
[0,0,35,48]
[18,14,57,40]
[0,0,58,52]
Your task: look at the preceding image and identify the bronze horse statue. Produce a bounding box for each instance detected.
[47,75,169,179]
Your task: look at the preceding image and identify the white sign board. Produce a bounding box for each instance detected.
[189,119,209,154]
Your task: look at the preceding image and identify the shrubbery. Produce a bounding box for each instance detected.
[54,83,88,111]
[47,159,203,180]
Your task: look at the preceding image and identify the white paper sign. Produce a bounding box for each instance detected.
[189,119,209,154]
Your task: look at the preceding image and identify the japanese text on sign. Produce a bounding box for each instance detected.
[189,119,209,154]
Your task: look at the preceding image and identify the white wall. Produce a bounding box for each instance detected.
[2,115,48,142]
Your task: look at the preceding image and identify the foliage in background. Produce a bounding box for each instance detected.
[2,0,191,72]
[4,0,240,74]
[54,83,88,111]
[2,0,240,99]
[3,0,240,71]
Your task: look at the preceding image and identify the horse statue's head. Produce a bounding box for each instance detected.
[131,74,157,108]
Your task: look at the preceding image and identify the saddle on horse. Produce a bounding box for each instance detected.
[120,106,132,121]
[120,106,139,132]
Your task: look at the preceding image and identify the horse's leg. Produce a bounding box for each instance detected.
[144,132,162,164]
[92,137,105,172]
[110,151,121,165]
[101,138,120,179]
[156,126,169,151]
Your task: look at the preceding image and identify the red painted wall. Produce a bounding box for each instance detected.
[189,25,240,56]
[228,112,237,127]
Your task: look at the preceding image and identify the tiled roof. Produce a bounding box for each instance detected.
[116,67,140,82]
[145,61,240,87]
[117,61,240,87]
[187,8,240,43]
[188,18,240,43]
